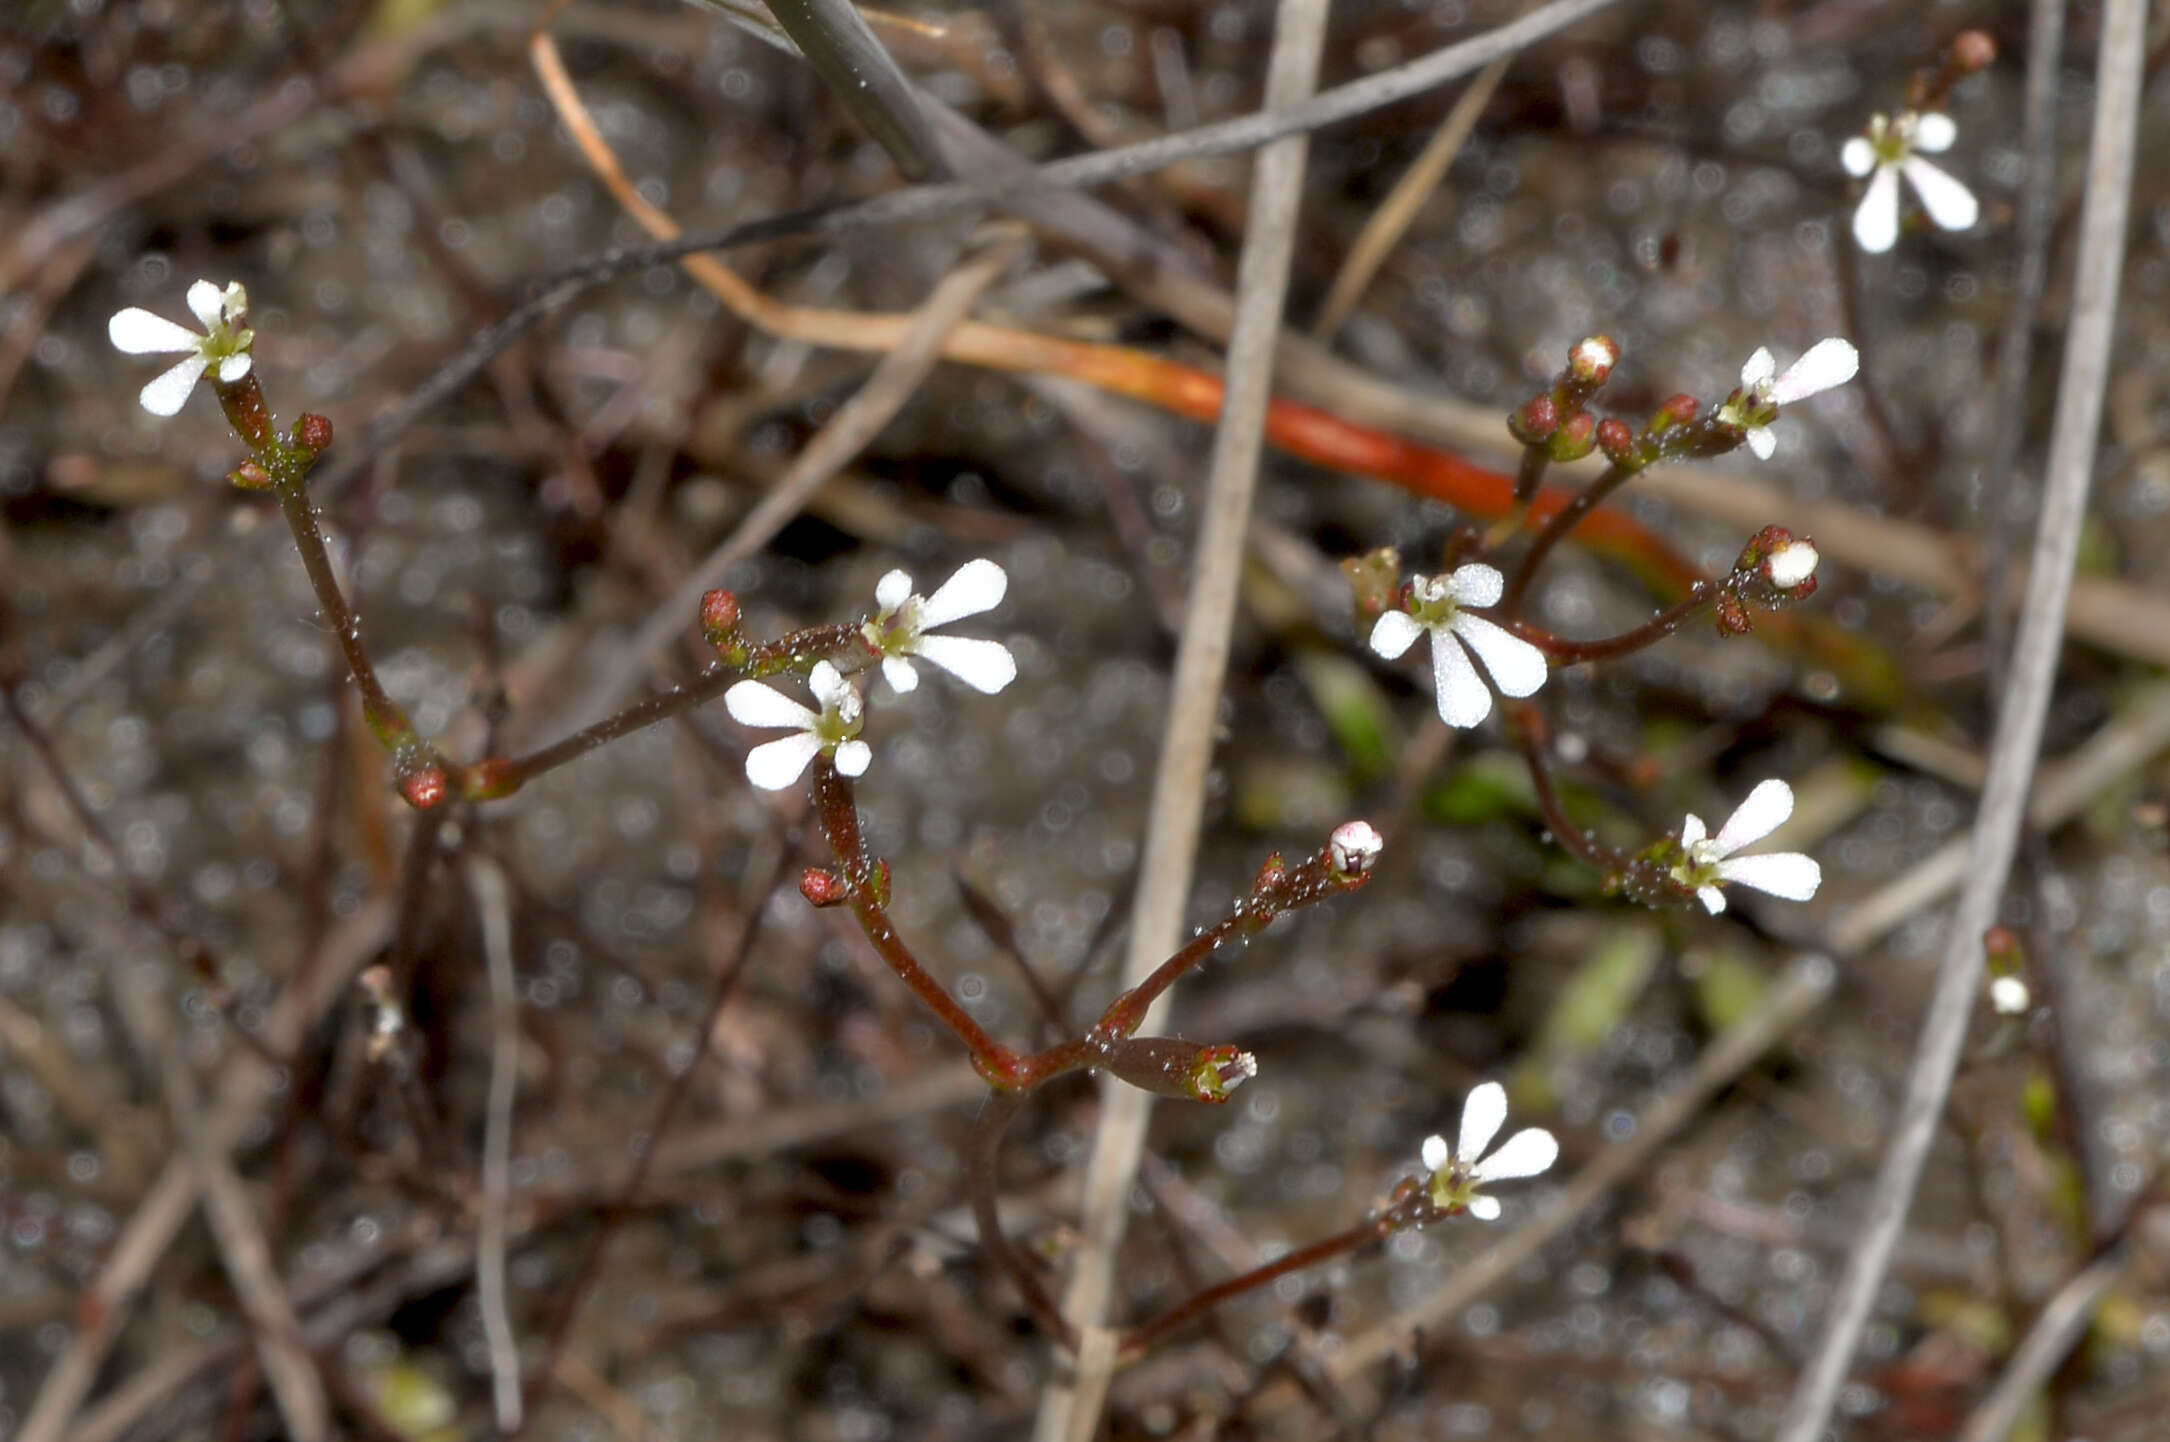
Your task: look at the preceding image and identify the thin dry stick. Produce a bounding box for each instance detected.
[1775,3,2147,1436]
[110,961,328,1442]
[1830,680,2170,954]
[469,856,525,1434]
[1312,48,1511,341]
[547,235,1023,737]
[14,899,396,1442]
[1979,0,2067,702]
[1031,5,1330,1440]
[762,0,944,179]
[1954,1250,2126,1442]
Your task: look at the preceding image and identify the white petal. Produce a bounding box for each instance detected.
[1421,1135,1450,1172]
[138,355,208,416]
[918,558,1007,628]
[1738,346,1775,389]
[1852,165,1901,253]
[808,660,851,710]
[1444,563,1504,609]
[914,634,1016,694]
[1368,609,1423,661]
[1698,885,1728,915]
[1430,626,1493,729]
[215,353,251,384]
[1911,111,1956,153]
[1989,976,2030,1015]
[1679,814,1707,848]
[1744,424,1776,460]
[1767,541,1820,588]
[1713,779,1794,855]
[1466,1195,1502,1221]
[185,279,227,331]
[833,739,873,778]
[1839,136,1877,178]
[876,569,913,613]
[1457,1081,1507,1164]
[1769,339,1860,405]
[744,732,823,790]
[1473,1127,1558,1182]
[107,308,199,355]
[882,655,920,693]
[1451,615,1548,700]
[1717,851,1821,902]
[724,679,815,731]
[1900,157,1979,233]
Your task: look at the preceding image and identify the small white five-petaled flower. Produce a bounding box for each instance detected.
[1421,1081,1559,1220]
[724,660,872,790]
[1840,111,1979,254]
[1368,564,1548,729]
[108,279,254,417]
[1669,779,1822,915]
[861,559,1017,695]
[1715,340,1860,460]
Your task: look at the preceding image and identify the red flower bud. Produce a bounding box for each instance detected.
[1595,417,1636,465]
[1548,410,1597,462]
[1510,393,1560,445]
[398,763,449,810]
[1951,29,1995,74]
[699,588,742,641]
[799,867,850,907]
[293,413,334,454]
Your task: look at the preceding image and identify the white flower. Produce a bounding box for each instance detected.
[1669,779,1822,914]
[1716,340,1859,460]
[723,660,872,790]
[1328,819,1384,878]
[1840,111,1978,254]
[1988,975,2030,1016]
[108,279,254,417]
[1367,564,1547,729]
[861,559,1016,695]
[1767,539,1820,589]
[1420,1081,1559,1220]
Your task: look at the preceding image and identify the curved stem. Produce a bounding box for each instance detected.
[1507,703,1624,873]
[1501,586,1718,664]
[967,1090,1076,1346]
[1502,461,1635,612]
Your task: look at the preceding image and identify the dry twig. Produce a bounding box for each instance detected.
[1776,3,2149,1435]
[1031,4,1330,1439]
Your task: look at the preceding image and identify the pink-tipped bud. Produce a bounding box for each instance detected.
[398,763,449,810]
[1596,417,1636,465]
[293,413,334,454]
[799,867,850,908]
[1328,819,1384,879]
[1951,29,1996,74]
[229,458,273,491]
[1548,410,1597,462]
[700,589,742,639]
[1510,393,1560,445]
[1569,335,1620,386]
[1648,394,1699,433]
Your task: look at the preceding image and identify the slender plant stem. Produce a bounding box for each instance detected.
[967,1091,1076,1345]
[1503,461,1633,611]
[1503,586,1718,664]
[813,760,1025,1084]
[1508,703,1621,873]
[266,472,415,750]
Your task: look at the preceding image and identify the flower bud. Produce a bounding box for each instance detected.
[1595,417,1636,466]
[1951,29,1995,74]
[700,588,742,642]
[1713,590,1753,637]
[398,762,449,810]
[1509,393,1560,446]
[1547,410,1597,462]
[1103,1037,1257,1104]
[799,867,850,908]
[293,413,334,455]
[229,458,274,490]
[1340,548,1403,623]
[1646,394,1698,434]
[1569,335,1619,386]
[1327,819,1384,879]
